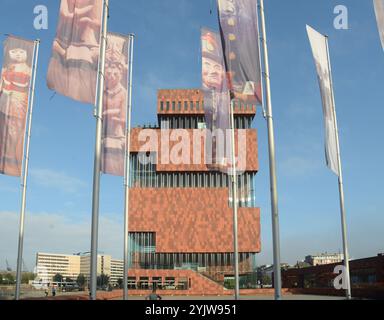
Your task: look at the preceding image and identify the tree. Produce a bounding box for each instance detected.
[65,277,73,283]
[2,273,15,285]
[21,272,36,284]
[262,274,272,286]
[224,278,235,289]
[97,273,110,288]
[53,273,63,283]
[76,274,86,289]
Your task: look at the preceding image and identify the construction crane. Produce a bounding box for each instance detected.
[6,259,12,272]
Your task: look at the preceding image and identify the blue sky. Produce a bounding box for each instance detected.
[0,0,383,271]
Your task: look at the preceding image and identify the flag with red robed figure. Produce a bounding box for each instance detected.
[217,0,262,105]
[47,0,103,104]
[101,33,130,176]
[0,36,34,177]
[201,28,232,172]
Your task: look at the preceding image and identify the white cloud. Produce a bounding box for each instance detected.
[0,211,123,272]
[0,180,18,193]
[285,102,318,120]
[280,155,322,177]
[30,169,87,194]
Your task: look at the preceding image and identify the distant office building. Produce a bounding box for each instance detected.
[35,252,123,284]
[35,253,80,282]
[305,253,344,266]
[111,259,124,284]
[78,253,111,281]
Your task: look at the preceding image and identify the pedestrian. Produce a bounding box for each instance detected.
[52,285,56,297]
[145,286,162,301]
[44,289,48,297]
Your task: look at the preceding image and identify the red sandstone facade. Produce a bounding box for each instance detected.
[127,89,260,293]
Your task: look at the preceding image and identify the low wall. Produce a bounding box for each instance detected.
[66,288,291,300]
[288,287,384,300]
[23,288,292,300]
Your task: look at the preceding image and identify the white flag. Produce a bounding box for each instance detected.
[306,25,339,176]
[374,0,384,50]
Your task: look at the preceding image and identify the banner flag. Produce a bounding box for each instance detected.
[374,0,384,50]
[47,0,103,104]
[217,0,262,105]
[201,28,232,172]
[0,36,35,177]
[101,33,129,176]
[306,25,340,176]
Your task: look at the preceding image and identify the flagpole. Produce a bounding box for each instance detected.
[224,26,240,301]
[123,33,135,301]
[15,39,40,300]
[325,35,352,300]
[90,0,109,301]
[229,99,240,300]
[259,0,282,300]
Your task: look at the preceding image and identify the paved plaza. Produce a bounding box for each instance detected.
[114,294,346,301]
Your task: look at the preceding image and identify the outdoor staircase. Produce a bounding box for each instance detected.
[190,270,227,295]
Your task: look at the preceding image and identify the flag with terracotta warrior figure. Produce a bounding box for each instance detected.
[0,36,34,177]
[217,0,262,105]
[101,33,129,176]
[201,28,232,172]
[47,0,103,104]
[374,0,384,50]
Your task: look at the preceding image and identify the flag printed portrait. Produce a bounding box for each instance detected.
[201,28,232,172]
[47,0,103,104]
[0,36,34,177]
[101,33,129,176]
[306,25,339,176]
[374,0,384,50]
[217,0,262,105]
